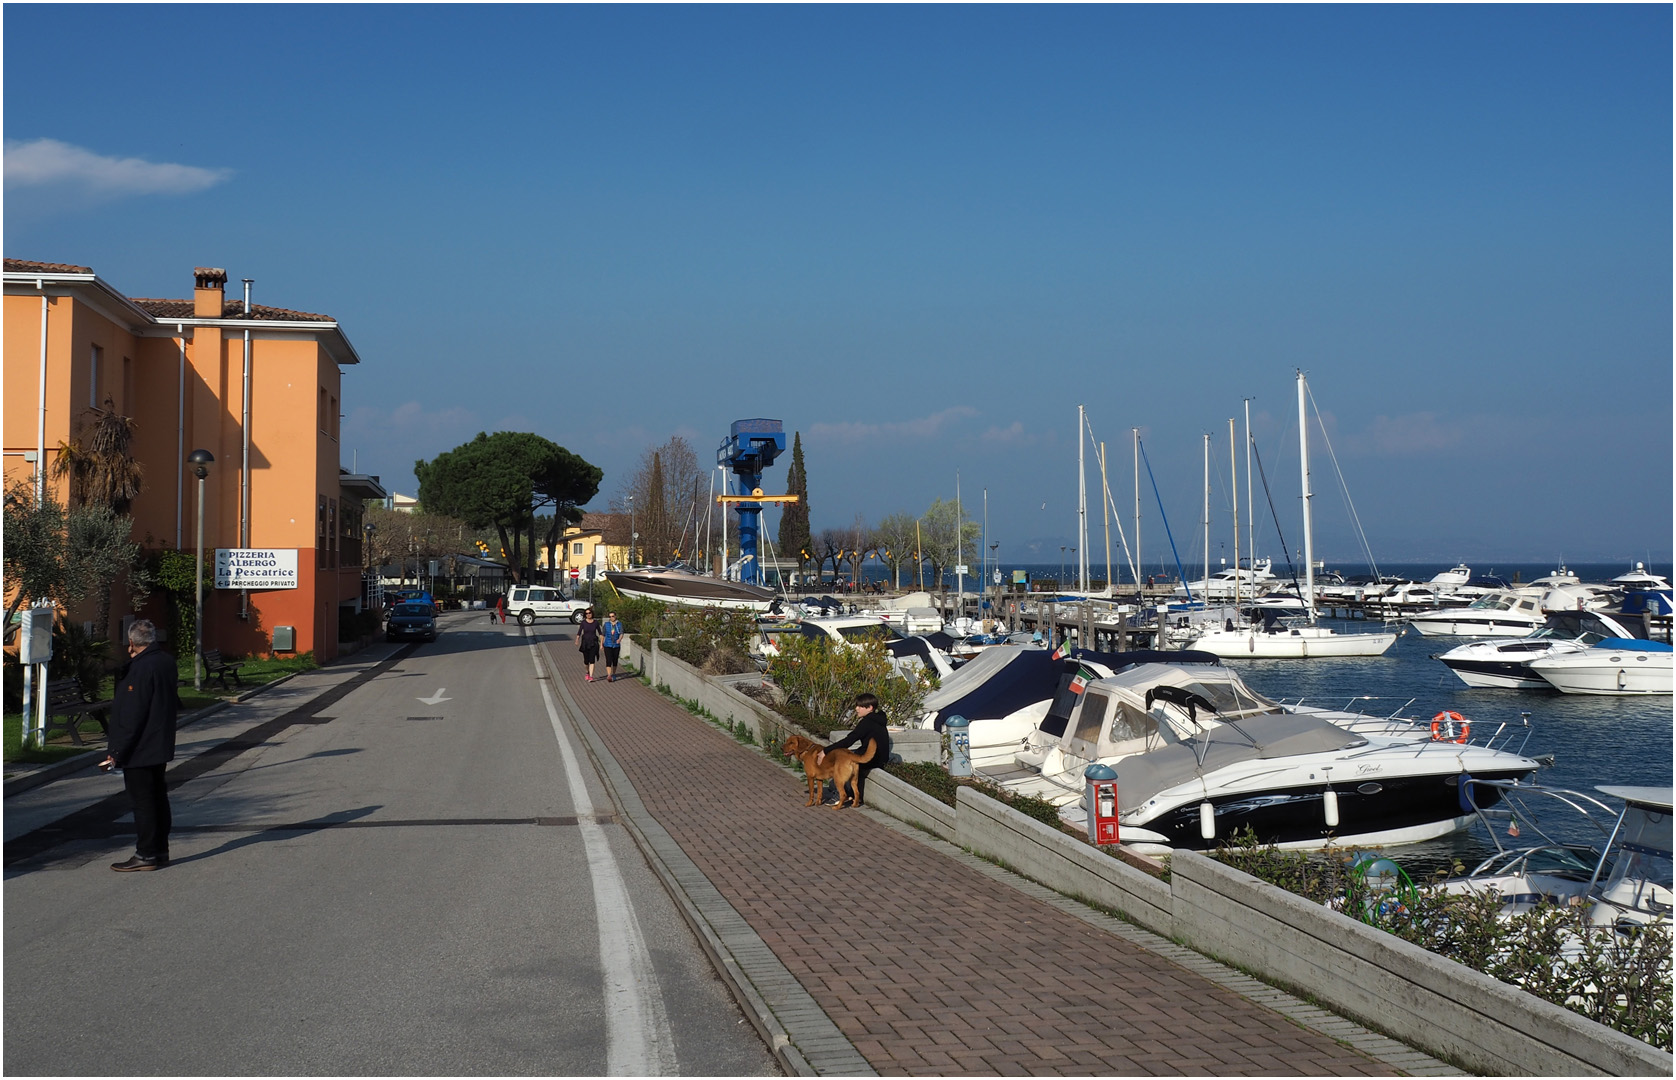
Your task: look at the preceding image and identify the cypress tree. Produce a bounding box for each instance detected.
[778,431,812,577]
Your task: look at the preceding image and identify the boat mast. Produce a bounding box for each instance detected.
[1202,432,1210,603]
[1298,370,1315,624]
[1100,441,1111,595]
[1229,418,1239,608]
[1132,427,1141,596]
[956,470,964,615]
[1244,398,1254,575]
[1077,405,1088,592]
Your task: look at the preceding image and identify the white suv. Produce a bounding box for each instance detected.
[506,585,589,625]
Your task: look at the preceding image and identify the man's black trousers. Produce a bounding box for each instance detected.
[123,764,172,859]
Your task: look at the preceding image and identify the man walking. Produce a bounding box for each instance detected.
[100,619,179,871]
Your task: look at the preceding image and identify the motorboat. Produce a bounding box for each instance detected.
[1435,610,1654,689]
[1172,558,1277,602]
[982,659,1539,843]
[1438,780,1673,931]
[916,646,1220,768]
[606,561,779,611]
[1527,638,1672,696]
[1611,562,1671,592]
[1033,665,1541,853]
[1407,588,1548,638]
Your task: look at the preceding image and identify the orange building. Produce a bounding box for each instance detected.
[3,260,383,663]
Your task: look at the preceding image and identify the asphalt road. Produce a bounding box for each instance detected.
[3,611,778,1076]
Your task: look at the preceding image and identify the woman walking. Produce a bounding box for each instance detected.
[601,611,624,682]
[577,609,602,681]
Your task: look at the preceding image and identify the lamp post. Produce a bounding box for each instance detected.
[1060,545,1067,590]
[188,449,214,692]
[626,495,635,567]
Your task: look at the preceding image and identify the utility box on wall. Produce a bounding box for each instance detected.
[272,626,296,652]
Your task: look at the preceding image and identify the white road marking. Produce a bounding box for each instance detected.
[417,688,451,705]
[524,627,676,1076]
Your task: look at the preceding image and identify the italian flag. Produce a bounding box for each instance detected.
[1069,666,1095,695]
[1052,642,1070,660]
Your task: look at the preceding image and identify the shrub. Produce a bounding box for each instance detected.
[882,760,1066,830]
[664,606,756,674]
[1216,828,1673,1050]
[768,634,931,737]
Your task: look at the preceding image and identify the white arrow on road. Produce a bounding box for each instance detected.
[417,688,451,705]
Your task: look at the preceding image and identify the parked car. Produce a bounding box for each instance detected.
[506,584,589,625]
[386,601,439,642]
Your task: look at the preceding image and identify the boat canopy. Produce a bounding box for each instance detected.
[1113,711,1369,814]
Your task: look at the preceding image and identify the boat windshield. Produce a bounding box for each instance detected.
[1469,593,1518,611]
[835,623,903,643]
[1174,677,1279,719]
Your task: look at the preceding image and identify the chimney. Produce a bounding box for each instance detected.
[193,267,227,317]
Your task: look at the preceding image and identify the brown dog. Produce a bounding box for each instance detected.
[782,734,876,808]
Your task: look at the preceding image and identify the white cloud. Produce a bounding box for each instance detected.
[4,138,232,195]
[1342,412,1464,456]
[981,421,1033,446]
[808,406,979,444]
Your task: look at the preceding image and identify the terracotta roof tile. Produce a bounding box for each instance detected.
[5,258,94,274]
[130,298,334,322]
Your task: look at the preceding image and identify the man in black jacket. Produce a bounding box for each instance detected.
[100,619,179,871]
[818,693,892,806]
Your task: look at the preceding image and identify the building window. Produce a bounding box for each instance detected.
[318,495,328,568]
[573,542,584,556]
[89,344,103,408]
[328,498,338,569]
[319,388,328,433]
[330,395,339,442]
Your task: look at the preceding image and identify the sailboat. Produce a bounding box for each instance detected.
[1183,372,1397,659]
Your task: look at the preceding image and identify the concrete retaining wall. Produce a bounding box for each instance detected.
[1169,851,1669,1077]
[634,638,796,749]
[866,771,956,842]
[956,787,1174,937]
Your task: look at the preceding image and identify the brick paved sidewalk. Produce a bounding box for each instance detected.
[550,647,1409,1076]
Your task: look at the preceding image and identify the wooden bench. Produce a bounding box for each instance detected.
[41,678,113,747]
[200,649,245,690]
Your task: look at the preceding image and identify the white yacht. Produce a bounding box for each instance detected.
[1528,638,1672,695]
[1435,610,1652,689]
[1611,562,1671,592]
[1019,663,1541,853]
[1171,558,1277,601]
[1407,588,1548,638]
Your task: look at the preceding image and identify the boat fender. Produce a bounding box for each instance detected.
[1430,711,1469,743]
[1198,801,1216,840]
[1323,787,1340,828]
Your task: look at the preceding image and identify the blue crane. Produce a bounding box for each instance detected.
[716,419,793,586]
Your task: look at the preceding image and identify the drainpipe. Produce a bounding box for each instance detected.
[35,281,47,506]
[240,279,253,620]
[176,325,187,548]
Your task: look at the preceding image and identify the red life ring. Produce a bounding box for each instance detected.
[1430,710,1469,743]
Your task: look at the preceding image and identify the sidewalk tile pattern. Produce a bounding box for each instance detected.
[555,657,1402,1077]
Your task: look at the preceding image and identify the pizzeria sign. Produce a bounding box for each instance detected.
[215,548,300,590]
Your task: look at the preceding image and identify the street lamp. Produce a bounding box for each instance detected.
[1059,545,1067,590]
[188,449,214,691]
[626,495,635,567]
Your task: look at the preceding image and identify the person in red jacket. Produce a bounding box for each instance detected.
[100,620,180,871]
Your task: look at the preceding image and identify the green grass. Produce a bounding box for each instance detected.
[5,652,318,764]
[4,711,107,764]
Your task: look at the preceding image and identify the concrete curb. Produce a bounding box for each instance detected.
[534,633,874,1078]
[4,668,305,799]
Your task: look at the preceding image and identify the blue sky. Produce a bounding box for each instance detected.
[6,5,1670,567]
